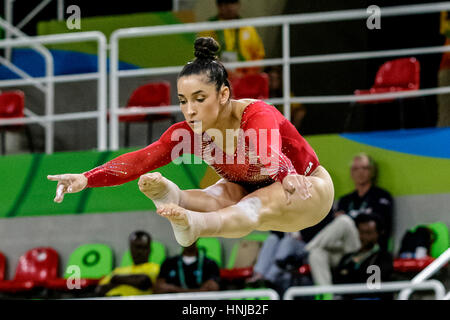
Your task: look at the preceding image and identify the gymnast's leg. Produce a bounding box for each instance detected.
[138,172,248,211]
[157,166,334,247]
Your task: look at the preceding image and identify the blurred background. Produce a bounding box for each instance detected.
[0,0,448,300]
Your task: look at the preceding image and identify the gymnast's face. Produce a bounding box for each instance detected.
[177,74,229,134]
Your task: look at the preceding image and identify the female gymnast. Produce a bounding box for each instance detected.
[48,37,334,247]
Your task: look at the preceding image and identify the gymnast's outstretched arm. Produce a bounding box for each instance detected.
[48,122,186,203]
[48,121,248,209]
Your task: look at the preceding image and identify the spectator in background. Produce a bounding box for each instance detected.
[306,152,393,288]
[199,0,265,76]
[95,231,160,297]
[333,213,393,300]
[245,212,334,294]
[264,65,307,131]
[154,241,220,293]
[245,231,306,291]
[333,153,393,250]
[437,11,450,127]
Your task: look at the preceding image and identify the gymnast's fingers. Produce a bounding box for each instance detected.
[283,180,295,204]
[292,175,309,200]
[47,174,64,182]
[283,188,292,205]
[293,176,307,200]
[299,175,312,200]
[54,183,67,203]
[305,175,313,189]
[48,174,72,183]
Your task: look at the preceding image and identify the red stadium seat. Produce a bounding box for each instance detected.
[354,57,420,104]
[0,252,6,281]
[295,257,436,277]
[44,277,100,291]
[218,256,439,289]
[45,243,114,291]
[0,91,25,119]
[0,247,59,293]
[393,256,435,273]
[346,57,422,130]
[0,90,34,155]
[298,264,311,275]
[230,73,269,100]
[218,256,437,284]
[220,267,253,281]
[118,81,176,147]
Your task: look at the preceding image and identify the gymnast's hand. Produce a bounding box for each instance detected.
[282,174,313,204]
[47,174,88,203]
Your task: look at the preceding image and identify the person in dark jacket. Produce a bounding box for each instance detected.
[154,241,220,293]
[333,213,393,300]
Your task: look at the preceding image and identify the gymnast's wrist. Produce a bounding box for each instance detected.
[82,171,93,188]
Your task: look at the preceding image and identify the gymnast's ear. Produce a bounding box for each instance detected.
[218,84,230,106]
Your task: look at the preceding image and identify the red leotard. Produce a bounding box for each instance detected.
[84,100,319,192]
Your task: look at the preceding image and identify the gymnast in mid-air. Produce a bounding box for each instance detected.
[48,37,334,247]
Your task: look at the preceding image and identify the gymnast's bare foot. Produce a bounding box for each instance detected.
[138,172,181,206]
[156,203,189,226]
[157,203,198,247]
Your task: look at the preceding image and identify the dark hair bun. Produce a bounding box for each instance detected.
[194,37,219,60]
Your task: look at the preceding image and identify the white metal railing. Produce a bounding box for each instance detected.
[398,248,450,300]
[2,2,450,153]
[0,55,47,92]
[72,281,446,300]
[0,72,102,88]
[0,32,108,153]
[15,0,53,31]
[74,289,280,300]
[0,17,55,154]
[109,1,450,150]
[283,280,447,300]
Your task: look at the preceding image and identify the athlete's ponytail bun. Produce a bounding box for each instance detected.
[194,37,219,61]
[179,37,231,94]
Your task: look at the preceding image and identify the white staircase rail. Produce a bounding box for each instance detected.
[4,0,64,32]
[15,0,53,31]
[0,16,55,154]
[3,0,66,60]
[398,248,450,300]
[109,2,450,150]
[283,280,446,300]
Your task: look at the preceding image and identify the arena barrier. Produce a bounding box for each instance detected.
[75,288,280,300]
[398,248,450,300]
[283,280,447,300]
